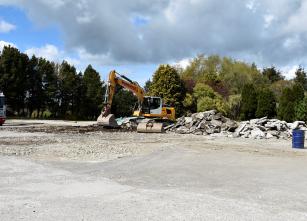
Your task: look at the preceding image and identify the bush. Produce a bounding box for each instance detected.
[256,88,276,118]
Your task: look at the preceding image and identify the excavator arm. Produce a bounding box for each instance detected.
[101,70,145,117]
[98,70,145,126]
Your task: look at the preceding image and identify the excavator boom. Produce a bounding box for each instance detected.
[97,70,144,127]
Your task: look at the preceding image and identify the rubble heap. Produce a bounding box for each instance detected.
[167,110,238,136]
[166,110,307,139]
[234,118,307,139]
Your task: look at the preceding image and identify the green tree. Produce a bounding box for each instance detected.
[144,79,152,94]
[26,55,44,117]
[82,65,104,119]
[111,87,137,117]
[294,66,307,90]
[278,84,304,122]
[58,61,79,118]
[256,88,276,118]
[262,66,284,83]
[193,83,228,114]
[0,46,29,115]
[295,96,307,122]
[39,59,58,118]
[240,84,257,120]
[149,64,185,116]
[227,94,241,120]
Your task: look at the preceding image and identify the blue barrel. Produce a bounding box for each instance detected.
[292,130,305,149]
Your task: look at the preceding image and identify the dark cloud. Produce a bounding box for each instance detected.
[2,0,307,68]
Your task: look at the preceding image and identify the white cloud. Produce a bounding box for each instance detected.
[281,65,299,79]
[2,0,307,69]
[25,44,60,61]
[264,14,275,28]
[0,40,17,51]
[0,20,16,33]
[174,58,190,69]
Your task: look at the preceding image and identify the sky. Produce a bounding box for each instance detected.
[0,0,307,85]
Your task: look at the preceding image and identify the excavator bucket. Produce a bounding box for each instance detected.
[137,121,165,133]
[97,114,119,128]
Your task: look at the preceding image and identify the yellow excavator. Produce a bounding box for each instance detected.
[97,70,176,133]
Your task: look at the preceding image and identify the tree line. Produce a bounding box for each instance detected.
[146,55,307,122]
[1,45,307,123]
[0,46,104,120]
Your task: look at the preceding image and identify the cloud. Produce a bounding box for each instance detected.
[0,40,17,51]
[25,44,61,61]
[0,19,16,33]
[1,0,307,69]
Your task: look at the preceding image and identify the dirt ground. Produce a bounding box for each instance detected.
[1,119,307,220]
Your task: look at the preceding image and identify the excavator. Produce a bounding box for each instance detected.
[97,70,176,133]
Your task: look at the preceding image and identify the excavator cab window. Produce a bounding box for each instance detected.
[150,98,161,110]
[142,97,161,114]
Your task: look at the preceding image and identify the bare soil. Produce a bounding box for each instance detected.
[1,119,307,220]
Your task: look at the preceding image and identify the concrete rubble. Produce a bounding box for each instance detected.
[166,110,307,139]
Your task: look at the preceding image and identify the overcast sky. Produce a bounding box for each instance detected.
[0,0,307,83]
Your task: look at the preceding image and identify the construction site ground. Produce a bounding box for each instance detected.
[1,119,307,220]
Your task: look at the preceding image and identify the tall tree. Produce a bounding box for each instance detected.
[26,55,44,117]
[82,65,104,119]
[58,61,78,117]
[278,83,304,122]
[240,84,258,120]
[262,66,284,83]
[256,88,276,118]
[0,46,28,115]
[294,66,307,90]
[149,64,185,116]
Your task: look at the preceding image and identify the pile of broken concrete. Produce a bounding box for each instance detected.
[166,110,307,139]
[234,118,306,139]
[166,110,238,136]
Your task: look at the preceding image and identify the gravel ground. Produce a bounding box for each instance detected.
[1,120,307,220]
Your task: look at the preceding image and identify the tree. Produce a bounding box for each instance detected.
[240,84,257,120]
[0,46,29,115]
[295,96,307,122]
[57,61,79,118]
[193,83,228,114]
[82,65,104,119]
[26,55,44,117]
[227,94,241,120]
[262,66,284,83]
[294,66,307,90]
[144,79,152,94]
[39,59,58,117]
[111,87,137,117]
[149,64,185,116]
[256,88,276,118]
[278,83,304,122]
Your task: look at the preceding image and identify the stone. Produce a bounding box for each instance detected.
[266,133,274,139]
[291,121,305,130]
[250,128,265,139]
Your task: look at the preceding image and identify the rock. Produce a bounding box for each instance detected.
[291,121,305,130]
[194,112,205,120]
[211,119,223,127]
[250,128,265,139]
[235,122,247,135]
[266,133,274,139]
